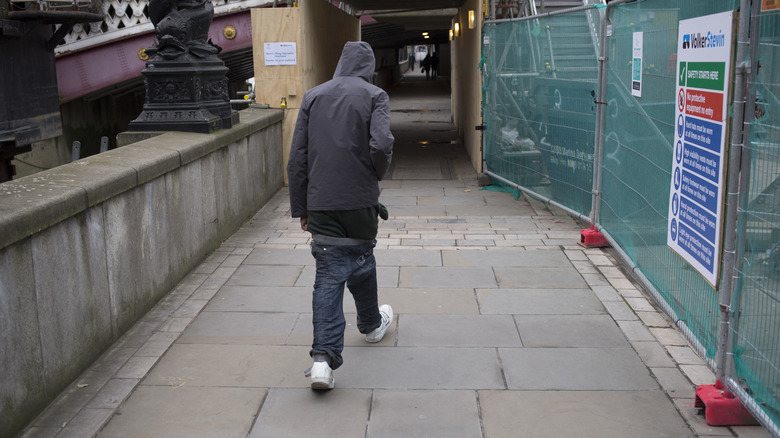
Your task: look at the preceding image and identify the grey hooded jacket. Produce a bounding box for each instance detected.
[287,41,394,218]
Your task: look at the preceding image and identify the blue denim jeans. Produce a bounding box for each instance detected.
[310,239,381,370]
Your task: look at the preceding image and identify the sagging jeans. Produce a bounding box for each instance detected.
[310,239,381,370]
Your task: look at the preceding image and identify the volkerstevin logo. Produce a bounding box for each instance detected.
[682,30,726,50]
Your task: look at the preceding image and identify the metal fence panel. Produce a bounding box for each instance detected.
[483,0,780,433]
[600,0,740,364]
[731,6,780,428]
[482,7,602,217]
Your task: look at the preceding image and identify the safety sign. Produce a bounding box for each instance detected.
[667,11,734,287]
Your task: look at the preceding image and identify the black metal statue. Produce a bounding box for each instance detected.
[128,0,238,133]
[146,0,220,60]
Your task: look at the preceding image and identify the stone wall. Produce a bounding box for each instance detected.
[0,108,284,436]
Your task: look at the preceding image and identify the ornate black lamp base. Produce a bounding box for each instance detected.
[128,59,239,134]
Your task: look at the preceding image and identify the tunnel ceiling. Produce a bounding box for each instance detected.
[342,0,466,10]
[343,0,467,49]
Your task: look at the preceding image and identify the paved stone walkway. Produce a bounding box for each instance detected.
[19,74,770,438]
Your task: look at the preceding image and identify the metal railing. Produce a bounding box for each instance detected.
[53,0,271,54]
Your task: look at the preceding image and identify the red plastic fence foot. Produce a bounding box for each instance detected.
[695,382,758,426]
[579,226,609,248]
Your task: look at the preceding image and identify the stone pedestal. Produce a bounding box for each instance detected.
[128,58,239,133]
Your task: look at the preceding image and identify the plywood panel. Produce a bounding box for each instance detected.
[300,0,360,90]
[251,8,302,108]
[280,107,299,181]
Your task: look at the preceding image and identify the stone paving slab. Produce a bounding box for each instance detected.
[336,347,505,389]
[514,314,630,348]
[418,195,487,206]
[652,367,697,397]
[378,287,479,314]
[380,187,444,197]
[205,286,312,313]
[142,344,311,388]
[398,314,523,347]
[374,248,443,266]
[98,386,265,437]
[632,340,678,368]
[446,204,537,216]
[392,167,448,180]
[379,195,419,206]
[176,311,298,345]
[479,390,694,438]
[56,408,113,438]
[442,248,570,267]
[367,389,483,438]
[382,205,446,216]
[248,389,371,438]
[399,266,498,288]
[225,265,304,287]
[499,347,659,390]
[243,247,313,265]
[494,266,588,288]
[477,288,606,315]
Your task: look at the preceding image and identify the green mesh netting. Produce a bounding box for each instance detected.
[730,7,780,427]
[600,1,740,366]
[483,0,780,429]
[482,7,602,217]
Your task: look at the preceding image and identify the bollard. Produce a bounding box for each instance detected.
[71,140,81,162]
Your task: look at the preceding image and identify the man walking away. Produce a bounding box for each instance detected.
[287,41,395,391]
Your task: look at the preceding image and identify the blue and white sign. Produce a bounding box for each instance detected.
[632,32,643,97]
[667,11,733,287]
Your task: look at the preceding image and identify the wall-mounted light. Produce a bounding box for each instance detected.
[454,22,460,37]
[468,10,475,29]
[449,29,454,40]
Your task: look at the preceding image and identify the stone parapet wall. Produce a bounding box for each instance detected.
[0,108,284,436]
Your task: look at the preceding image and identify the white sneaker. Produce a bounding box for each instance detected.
[366,304,393,343]
[307,361,334,390]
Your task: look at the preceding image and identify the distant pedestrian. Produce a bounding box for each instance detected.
[431,51,439,79]
[423,53,432,80]
[287,41,395,391]
[409,52,415,71]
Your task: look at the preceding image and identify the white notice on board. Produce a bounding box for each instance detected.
[632,32,643,97]
[264,42,297,66]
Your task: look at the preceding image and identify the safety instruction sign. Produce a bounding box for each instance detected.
[667,11,734,287]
